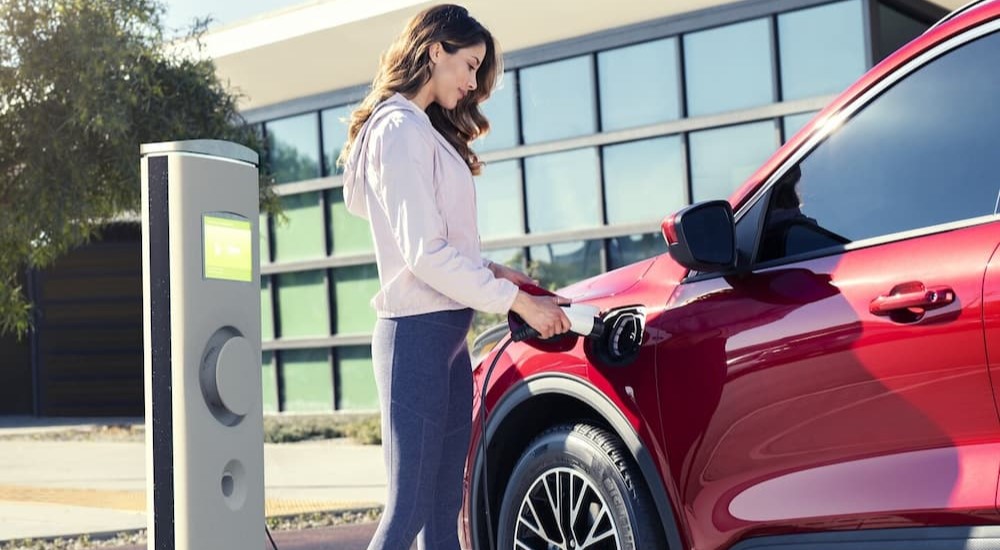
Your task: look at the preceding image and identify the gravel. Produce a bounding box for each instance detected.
[0,507,384,550]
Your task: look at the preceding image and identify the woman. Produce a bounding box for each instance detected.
[338,4,571,549]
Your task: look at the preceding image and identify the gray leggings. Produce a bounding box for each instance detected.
[368,308,475,550]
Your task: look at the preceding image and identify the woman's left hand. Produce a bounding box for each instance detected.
[489,262,537,287]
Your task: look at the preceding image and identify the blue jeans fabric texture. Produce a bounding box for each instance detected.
[367,308,475,550]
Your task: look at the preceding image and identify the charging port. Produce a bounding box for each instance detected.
[586,306,645,366]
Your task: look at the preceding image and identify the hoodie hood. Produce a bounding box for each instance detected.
[341,93,433,220]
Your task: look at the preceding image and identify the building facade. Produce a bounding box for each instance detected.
[232,0,949,414]
[0,0,957,417]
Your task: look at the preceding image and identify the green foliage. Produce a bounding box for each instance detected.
[0,0,277,337]
[528,256,581,292]
[342,415,381,445]
[263,414,347,443]
[264,507,382,532]
[269,139,321,184]
[494,248,580,293]
[263,414,381,445]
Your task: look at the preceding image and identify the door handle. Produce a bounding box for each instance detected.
[869,282,955,316]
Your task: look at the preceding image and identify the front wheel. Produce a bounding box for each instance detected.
[497,423,665,550]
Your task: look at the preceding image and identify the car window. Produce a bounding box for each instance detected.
[755,29,1000,265]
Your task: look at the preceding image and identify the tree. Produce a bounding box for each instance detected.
[0,0,275,337]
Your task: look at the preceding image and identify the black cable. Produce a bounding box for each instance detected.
[479,332,525,550]
[480,315,581,550]
[266,522,279,550]
[509,324,539,343]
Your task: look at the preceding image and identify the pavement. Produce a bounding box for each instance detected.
[0,416,387,542]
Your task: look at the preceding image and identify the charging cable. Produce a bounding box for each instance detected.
[478,331,522,550]
[266,522,279,549]
[509,324,540,343]
[480,306,603,549]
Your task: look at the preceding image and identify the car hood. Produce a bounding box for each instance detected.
[559,255,664,302]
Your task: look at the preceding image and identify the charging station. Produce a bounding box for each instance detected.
[141,140,264,549]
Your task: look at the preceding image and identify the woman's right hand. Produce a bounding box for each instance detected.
[510,290,572,339]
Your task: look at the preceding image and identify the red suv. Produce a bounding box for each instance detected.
[463,2,1000,549]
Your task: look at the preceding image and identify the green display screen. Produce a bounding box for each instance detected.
[203,214,253,282]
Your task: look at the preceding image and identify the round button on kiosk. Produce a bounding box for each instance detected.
[215,336,254,417]
[200,327,254,425]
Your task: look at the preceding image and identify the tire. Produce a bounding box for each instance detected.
[497,423,665,550]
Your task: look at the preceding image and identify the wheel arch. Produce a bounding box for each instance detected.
[471,372,684,550]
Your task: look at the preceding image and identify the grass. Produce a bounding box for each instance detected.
[0,415,382,445]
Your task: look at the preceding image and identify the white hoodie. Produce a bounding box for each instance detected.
[342,93,519,317]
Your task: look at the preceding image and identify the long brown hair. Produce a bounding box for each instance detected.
[338,4,501,175]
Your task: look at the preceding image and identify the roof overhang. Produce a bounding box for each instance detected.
[189,0,964,113]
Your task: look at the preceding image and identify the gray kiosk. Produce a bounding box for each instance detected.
[141,140,264,549]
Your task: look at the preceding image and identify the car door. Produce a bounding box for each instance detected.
[652,22,1000,550]
[986,245,1000,510]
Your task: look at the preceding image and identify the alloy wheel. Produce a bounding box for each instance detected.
[512,466,621,550]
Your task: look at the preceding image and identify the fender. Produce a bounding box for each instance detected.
[472,372,684,550]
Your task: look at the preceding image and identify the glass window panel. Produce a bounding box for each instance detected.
[483,247,526,270]
[273,192,325,262]
[783,111,818,142]
[608,233,668,269]
[477,71,518,152]
[261,275,274,341]
[276,270,330,338]
[520,56,596,143]
[327,187,373,255]
[599,38,681,131]
[689,121,777,202]
[336,346,378,411]
[779,0,866,101]
[321,104,353,176]
[281,349,333,412]
[525,148,601,234]
[259,213,271,265]
[332,264,378,335]
[530,240,603,289]
[603,136,685,225]
[757,30,1000,263]
[478,247,529,337]
[476,247,529,341]
[261,351,277,413]
[266,113,321,184]
[684,18,774,116]
[476,160,524,240]
[877,3,930,62]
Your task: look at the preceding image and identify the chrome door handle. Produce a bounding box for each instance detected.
[870,282,955,316]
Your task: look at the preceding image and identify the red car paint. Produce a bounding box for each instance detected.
[463,2,1000,549]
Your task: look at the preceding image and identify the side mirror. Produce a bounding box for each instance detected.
[661,200,736,272]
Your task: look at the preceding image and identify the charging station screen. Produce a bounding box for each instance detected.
[203,214,252,282]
